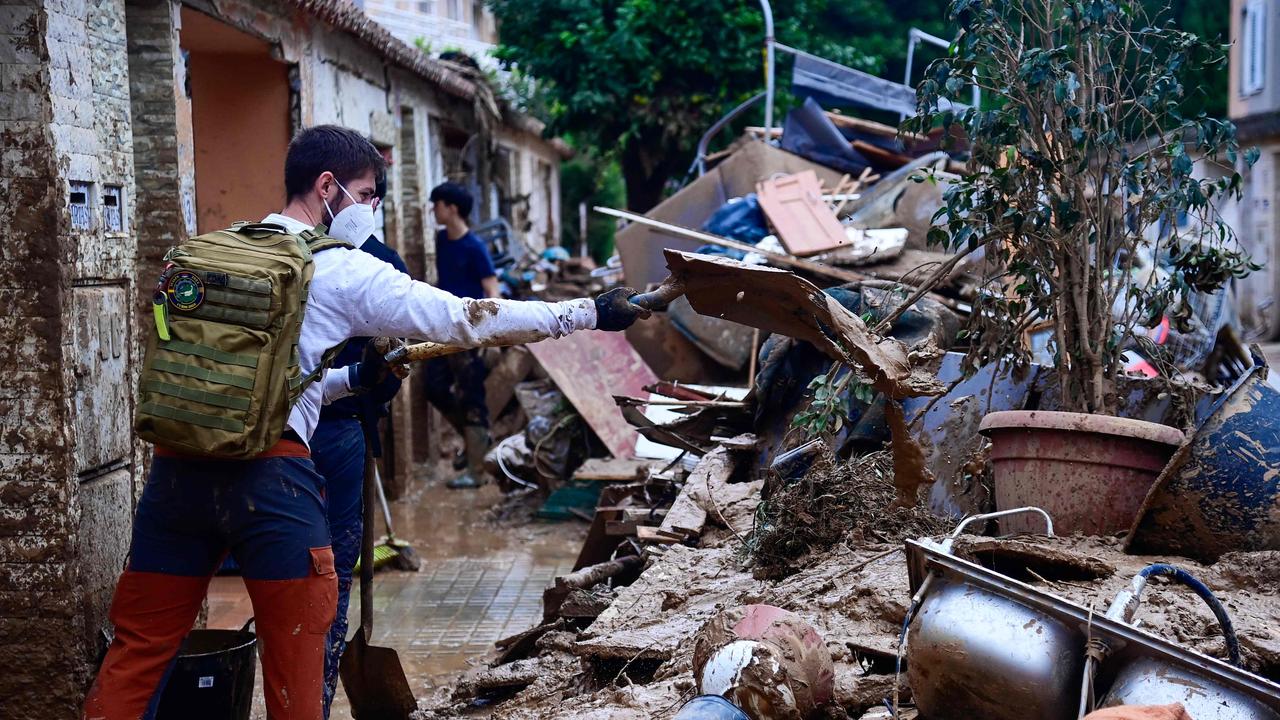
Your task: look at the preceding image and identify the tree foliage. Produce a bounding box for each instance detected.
[907,0,1256,414]
[486,0,957,211]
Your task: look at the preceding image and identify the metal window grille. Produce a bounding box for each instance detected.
[102,185,124,232]
[1242,0,1267,96]
[70,181,92,230]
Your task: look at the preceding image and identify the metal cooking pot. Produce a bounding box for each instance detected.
[907,577,1083,720]
[1100,656,1280,720]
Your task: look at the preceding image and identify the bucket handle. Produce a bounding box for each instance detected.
[240,617,255,634]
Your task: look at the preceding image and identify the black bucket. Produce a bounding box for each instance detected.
[155,622,256,720]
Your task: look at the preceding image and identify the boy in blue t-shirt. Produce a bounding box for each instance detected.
[428,182,500,488]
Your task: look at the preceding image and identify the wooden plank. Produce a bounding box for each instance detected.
[852,140,912,170]
[572,457,656,482]
[756,170,849,256]
[636,526,683,544]
[824,111,925,141]
[528,330,659,459]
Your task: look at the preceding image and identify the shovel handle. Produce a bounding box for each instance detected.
[359,438,377,638]
[385,341,464,365]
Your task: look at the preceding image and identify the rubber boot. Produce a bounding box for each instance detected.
[447,426,490,489]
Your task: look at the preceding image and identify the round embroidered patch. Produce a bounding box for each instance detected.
[166,270,205,311]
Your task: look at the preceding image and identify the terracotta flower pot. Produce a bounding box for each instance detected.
[978,411,1183,535]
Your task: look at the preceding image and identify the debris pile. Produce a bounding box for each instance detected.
[418,99,1280,719]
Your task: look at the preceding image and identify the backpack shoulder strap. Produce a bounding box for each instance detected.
[300,226,355,255]
[228,220,292,236]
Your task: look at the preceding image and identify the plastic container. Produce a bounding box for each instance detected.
[155,625,257,720]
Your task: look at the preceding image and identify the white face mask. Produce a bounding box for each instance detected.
[323,179,376,246]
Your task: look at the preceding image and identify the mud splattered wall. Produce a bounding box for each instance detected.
[2,1,565,713]
[1,0,139,717]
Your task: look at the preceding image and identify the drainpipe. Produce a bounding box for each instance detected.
[760,0,775,134]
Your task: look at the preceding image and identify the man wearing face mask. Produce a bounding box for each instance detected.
[84,125,650,720]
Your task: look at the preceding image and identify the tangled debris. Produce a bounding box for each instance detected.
[750,451,949,580]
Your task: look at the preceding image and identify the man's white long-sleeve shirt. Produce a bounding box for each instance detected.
[262,213,598,443]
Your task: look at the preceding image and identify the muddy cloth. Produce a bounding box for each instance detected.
[310,418,366,717]
[753,286,957,473]
[84,454,336,720]
[425,349,490,430]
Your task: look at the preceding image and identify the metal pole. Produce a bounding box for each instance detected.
[760,0,775,133]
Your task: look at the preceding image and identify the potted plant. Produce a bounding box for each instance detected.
[906,0,1259,533]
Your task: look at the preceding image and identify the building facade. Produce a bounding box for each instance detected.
[361,0,497,64]
[1230,0,1280,339]
[0,0,562,715]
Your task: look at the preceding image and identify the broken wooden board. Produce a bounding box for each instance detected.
[528,330,659,459]
[636,526,684,544]
[756,170,849,256]
[658,485,708,539]
[661,249,943,399]
[572,457,658,482]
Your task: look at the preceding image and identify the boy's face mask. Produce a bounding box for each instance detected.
[323,177,376,246]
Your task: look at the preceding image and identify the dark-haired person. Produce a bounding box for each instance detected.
[308,175,409,717]
[425,181,499,489]
[83,125,648,720]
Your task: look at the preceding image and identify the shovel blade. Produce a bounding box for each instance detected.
[339,629,417,720]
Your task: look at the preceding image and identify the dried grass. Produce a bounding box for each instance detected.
[749,449,949,579]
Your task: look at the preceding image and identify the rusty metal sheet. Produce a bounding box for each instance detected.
[755,170,848,256]
[528,330,659,459]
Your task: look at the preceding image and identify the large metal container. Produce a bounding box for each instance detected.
[904,539,1280,720]
[907,578,1082,720]
[1126,355,1280,561]
[1101,656,1280,720]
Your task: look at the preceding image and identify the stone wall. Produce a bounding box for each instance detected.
[1,0,138,717]
[0,0,565,713]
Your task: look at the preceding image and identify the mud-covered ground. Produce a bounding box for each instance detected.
[413,456,1280,720]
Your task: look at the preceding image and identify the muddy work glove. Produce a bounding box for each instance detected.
[594,287,650,332]
[348,338,397,394]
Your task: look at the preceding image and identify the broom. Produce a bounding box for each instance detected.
[353,465,422,573]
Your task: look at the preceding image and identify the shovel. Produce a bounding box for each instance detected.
[338,438,416,719]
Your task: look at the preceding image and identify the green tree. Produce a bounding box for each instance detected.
[907,0,1255,414]
[487,0,957,211]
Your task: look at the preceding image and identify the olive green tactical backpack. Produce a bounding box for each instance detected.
[134,221,351,458]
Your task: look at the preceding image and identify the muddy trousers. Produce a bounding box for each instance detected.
[83,453,337,720]
[424,350,490,430]
[309,418,366,718]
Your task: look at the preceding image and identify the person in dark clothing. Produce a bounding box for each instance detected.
[427,181,498,489]
[311,179,409,717]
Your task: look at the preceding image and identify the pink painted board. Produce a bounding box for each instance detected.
[527,330,659,459]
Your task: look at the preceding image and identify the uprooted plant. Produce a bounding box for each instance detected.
[905,0,1258,414]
